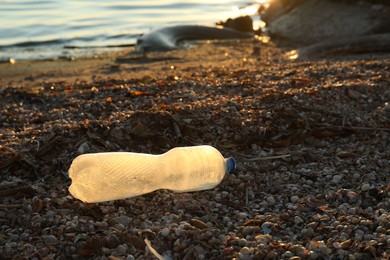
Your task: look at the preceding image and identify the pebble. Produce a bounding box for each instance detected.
[319,245,330,255]
[261,222,273,229]
[332,175,342,183]
[115,244,127,255]
[238,212,249,219]
[106,233,121,248]
[290,244,305,255]
[161,227,170,237]
[240,246,251,255]
[282,251,294,258]
[308,251,319,259]
[43,235,58,246]
[361,183,371,191]
[266,196,276,205]
[115,216,131,226]
[291,195,299,203]
[294,216,304,224]
[242,226,256,236]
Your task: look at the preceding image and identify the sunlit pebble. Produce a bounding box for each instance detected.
[239,246,251,255]
[283,251,294,258]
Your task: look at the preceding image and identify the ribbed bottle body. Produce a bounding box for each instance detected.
[68,145,230,203]
[160,145,227,192]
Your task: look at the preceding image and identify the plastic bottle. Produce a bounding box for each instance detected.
[68,145,235,203]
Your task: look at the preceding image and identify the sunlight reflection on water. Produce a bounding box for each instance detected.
[0,0,269,60]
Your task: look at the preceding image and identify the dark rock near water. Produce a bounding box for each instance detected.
[263,0,390,45]
[217,16,254,33]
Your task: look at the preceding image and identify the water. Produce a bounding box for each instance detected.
[0,0,266,60]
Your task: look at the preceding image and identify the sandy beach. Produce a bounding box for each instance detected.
[1,39,389,259]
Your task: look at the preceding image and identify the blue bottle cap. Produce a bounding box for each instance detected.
[226,157,236,174]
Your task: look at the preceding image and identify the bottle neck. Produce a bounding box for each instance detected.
[225,157,236,174]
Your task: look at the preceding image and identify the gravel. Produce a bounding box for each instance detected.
[0,39,389,259]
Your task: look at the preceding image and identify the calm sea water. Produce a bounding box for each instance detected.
[0,0,264,60]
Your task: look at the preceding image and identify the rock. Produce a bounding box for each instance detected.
[242,226,257,236]
[332,175,343,183]
[43,235,58,246]
[240,246,251,255]
[361,183,371,191]
[115,244,127,255]
[264,0,390,44]
[294,216,304,224]
[217,16,255,33]
[115,216,131,226]
[106,233,121,248]
[238,212,249,219]
[161,228,170,237]
[290,244,305,256]
[266,196,276,205]
[291,195,299,203]
[77,141,90,154]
